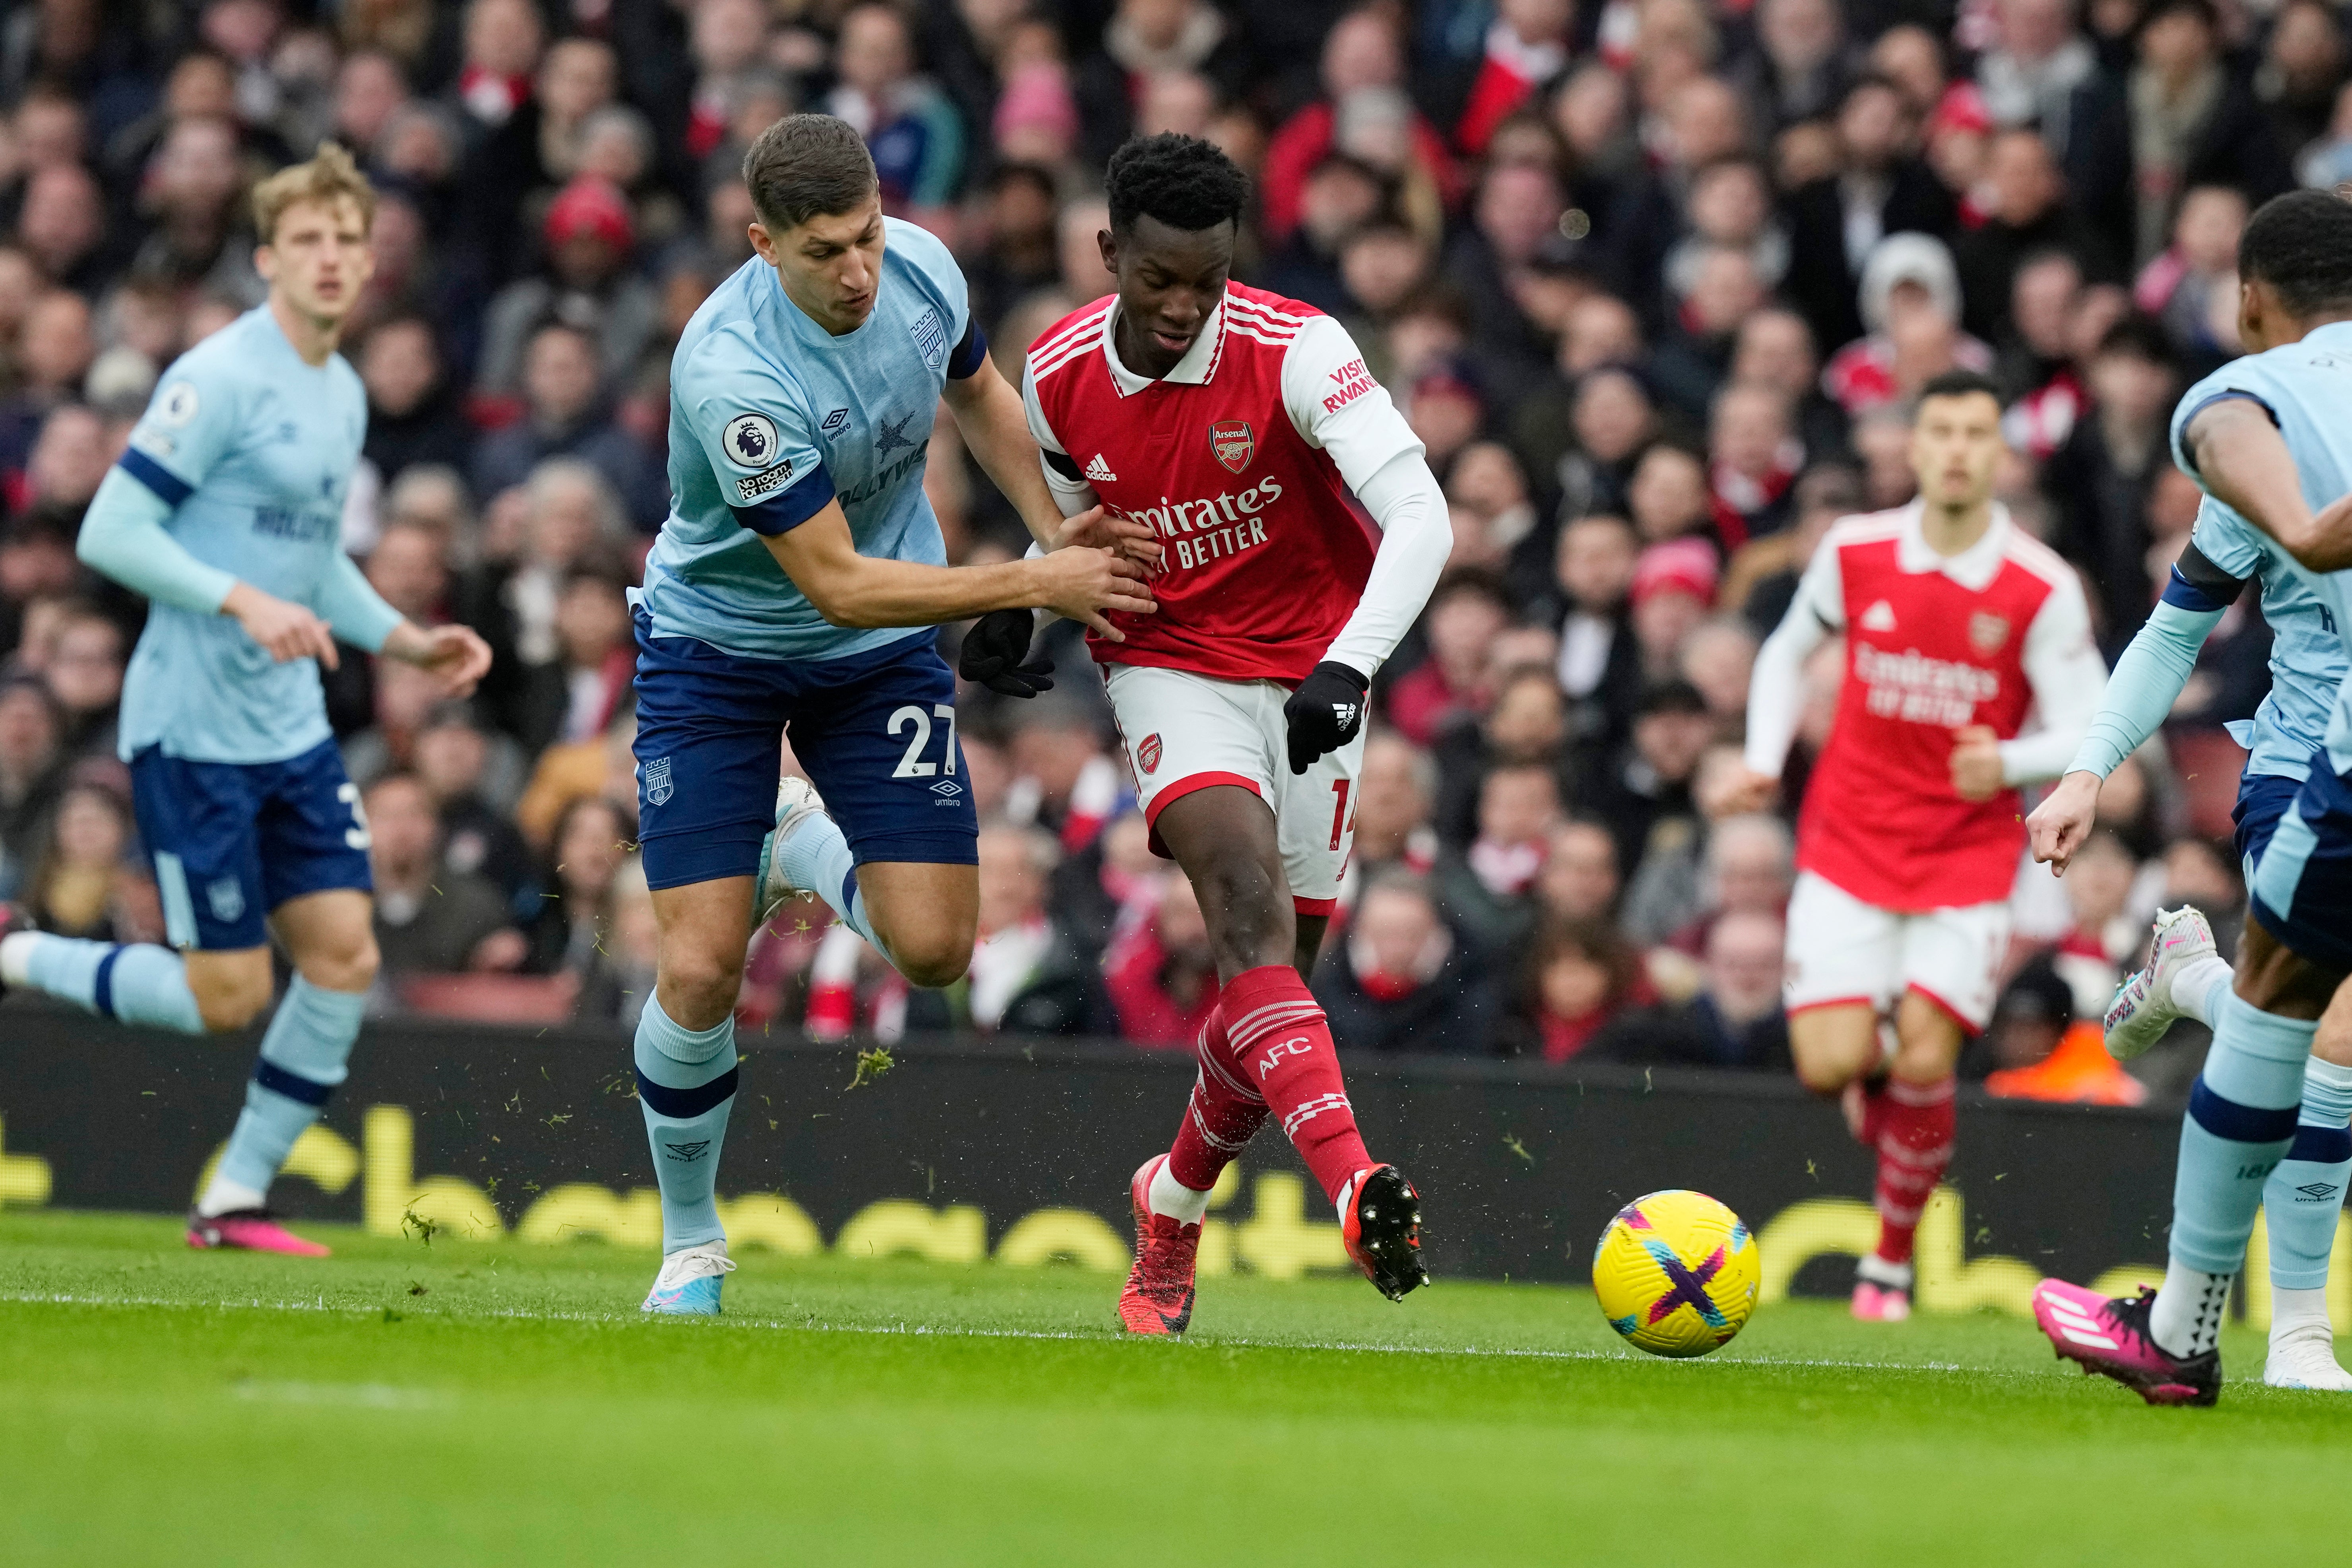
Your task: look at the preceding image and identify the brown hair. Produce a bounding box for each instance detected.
[741,114,878,233]
[252,142,377,245]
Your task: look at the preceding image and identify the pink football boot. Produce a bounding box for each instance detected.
[187,1209,331,1257]
[2033,1279,2220,1406]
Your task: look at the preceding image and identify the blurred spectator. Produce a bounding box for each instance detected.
[1955,128,2117,344]
[415,699,533,906]
[1545,512,1644,748]
[1102,872,1219,1047]
[1315,871,1497,1054]
[1432,662,1571,846]
[525,792,630,976]
[2125,0,2288,270]
[1535,817,1622,927]
[2044,314,2179,650]
[1503,917,1651,1062]
[1627,539,1719,680]
[18,778,161,943]
[359,314,474,483]
[909,822,1110,1035]
[43,602,121,759]
[1583,678,1715,882]
[365,770,528,979]
[1385,568,1510,747]
[827,4,965,216]
[0,673,65,897]
[513,565,634,754]
[476,175,660,398]
[1436,760,1562,952]
[1261,10,1459,248]
[1347,731,1441,890]
[1979,955,2149,1104]
[1783,74,1956,357]
[1597,908,1792,1069]
[1075,0,1250,168]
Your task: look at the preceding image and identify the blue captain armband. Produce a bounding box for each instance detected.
[946,318,988,380]
[2161,540,2251,614]
[730,462,836,536]
[116,446,193,506]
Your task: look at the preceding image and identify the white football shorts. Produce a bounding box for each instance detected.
[1783,869,2011,1033]
[1102,663,1364,914]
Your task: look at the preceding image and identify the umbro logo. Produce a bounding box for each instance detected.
[820,407,849,439]
[929,780,963,796]
[1083,453,1116,482]
[1860,600,1897,632]
[663,1140,710,1162]
[2296,1181,2340,1201]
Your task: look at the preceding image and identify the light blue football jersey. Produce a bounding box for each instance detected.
[639,217,984,662]
[2182,499,2344,781]
[113,307,367,765]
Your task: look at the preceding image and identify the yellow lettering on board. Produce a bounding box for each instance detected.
[362,1104,503,1240]
[833,1199,986,1263]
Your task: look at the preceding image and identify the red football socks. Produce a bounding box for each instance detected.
[1211,964,1373,1206]
[1167,1004,1267,1192]
[1872,1075,1956,1265]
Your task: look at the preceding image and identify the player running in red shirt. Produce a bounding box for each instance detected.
[1725,371,2106,1321]
[974,135,1452,1331]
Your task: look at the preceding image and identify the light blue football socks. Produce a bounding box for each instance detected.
[207,976,367,1209]
[776,810,881,951]
[635,994,738,1254]
[2151,991,2316,1355]
[5,934,204,1034]
[2266,1056,2352,1297]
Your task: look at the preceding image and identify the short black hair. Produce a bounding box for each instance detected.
[741,113,878,231]
[1104,133,1250,236]
[1915,369,2003,407]
[2239,189,2352,318]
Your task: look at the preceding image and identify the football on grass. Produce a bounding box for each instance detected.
[1591,1190,1761,1358]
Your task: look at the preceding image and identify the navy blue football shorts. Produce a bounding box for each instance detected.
[630,610,979,892]
[129,736,374,951]
[2250,751,2352,972]
[2232,770,2303,882]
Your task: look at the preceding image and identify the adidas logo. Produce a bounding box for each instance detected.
[1083,453,1117,482]
[1860,600,1897,632]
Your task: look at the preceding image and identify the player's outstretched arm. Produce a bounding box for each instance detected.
[2186,400,2352,569]
[762,499,1155,637]
[2028,585,2229,870]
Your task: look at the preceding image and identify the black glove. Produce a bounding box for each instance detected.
[1283,660,1369,774]
[958,608,1054,697]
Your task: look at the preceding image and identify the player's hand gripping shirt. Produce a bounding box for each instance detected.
[1745,502,2106,910]
[111,306,369,765]
[642,219,984,662]
[1021,284,1429,683]
[2170,320,2352,773]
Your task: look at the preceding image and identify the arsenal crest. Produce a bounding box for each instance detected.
[1968,612,2010,655]
[1137,734,1162,774]
[1209,420,1254,474]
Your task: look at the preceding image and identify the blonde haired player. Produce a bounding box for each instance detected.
[1723,370,2106,1320]
[0,146,492,1254]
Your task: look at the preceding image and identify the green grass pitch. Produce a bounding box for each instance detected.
[4,1209,2348,1566]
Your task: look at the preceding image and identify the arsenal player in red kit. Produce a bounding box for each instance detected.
[1725,371,2105,1321]
[964,135,1452,1331]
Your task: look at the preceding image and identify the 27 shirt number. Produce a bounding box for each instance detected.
[887,703,958,778]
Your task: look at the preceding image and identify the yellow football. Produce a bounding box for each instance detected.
[1591,1189,1762,1358]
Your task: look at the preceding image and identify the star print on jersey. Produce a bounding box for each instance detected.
[875,409,918,454]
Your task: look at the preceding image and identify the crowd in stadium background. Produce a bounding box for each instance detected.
[0,0,2310,1088]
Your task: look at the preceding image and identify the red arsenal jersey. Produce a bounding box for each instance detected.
[1023,284,1407,684]
[1788,506,2087,911]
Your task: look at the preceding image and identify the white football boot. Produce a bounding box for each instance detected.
[753,776,832,926]
[2104,906,2219,1062]
[642,1240,736,1316]
[2265,1320,2352,1391]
